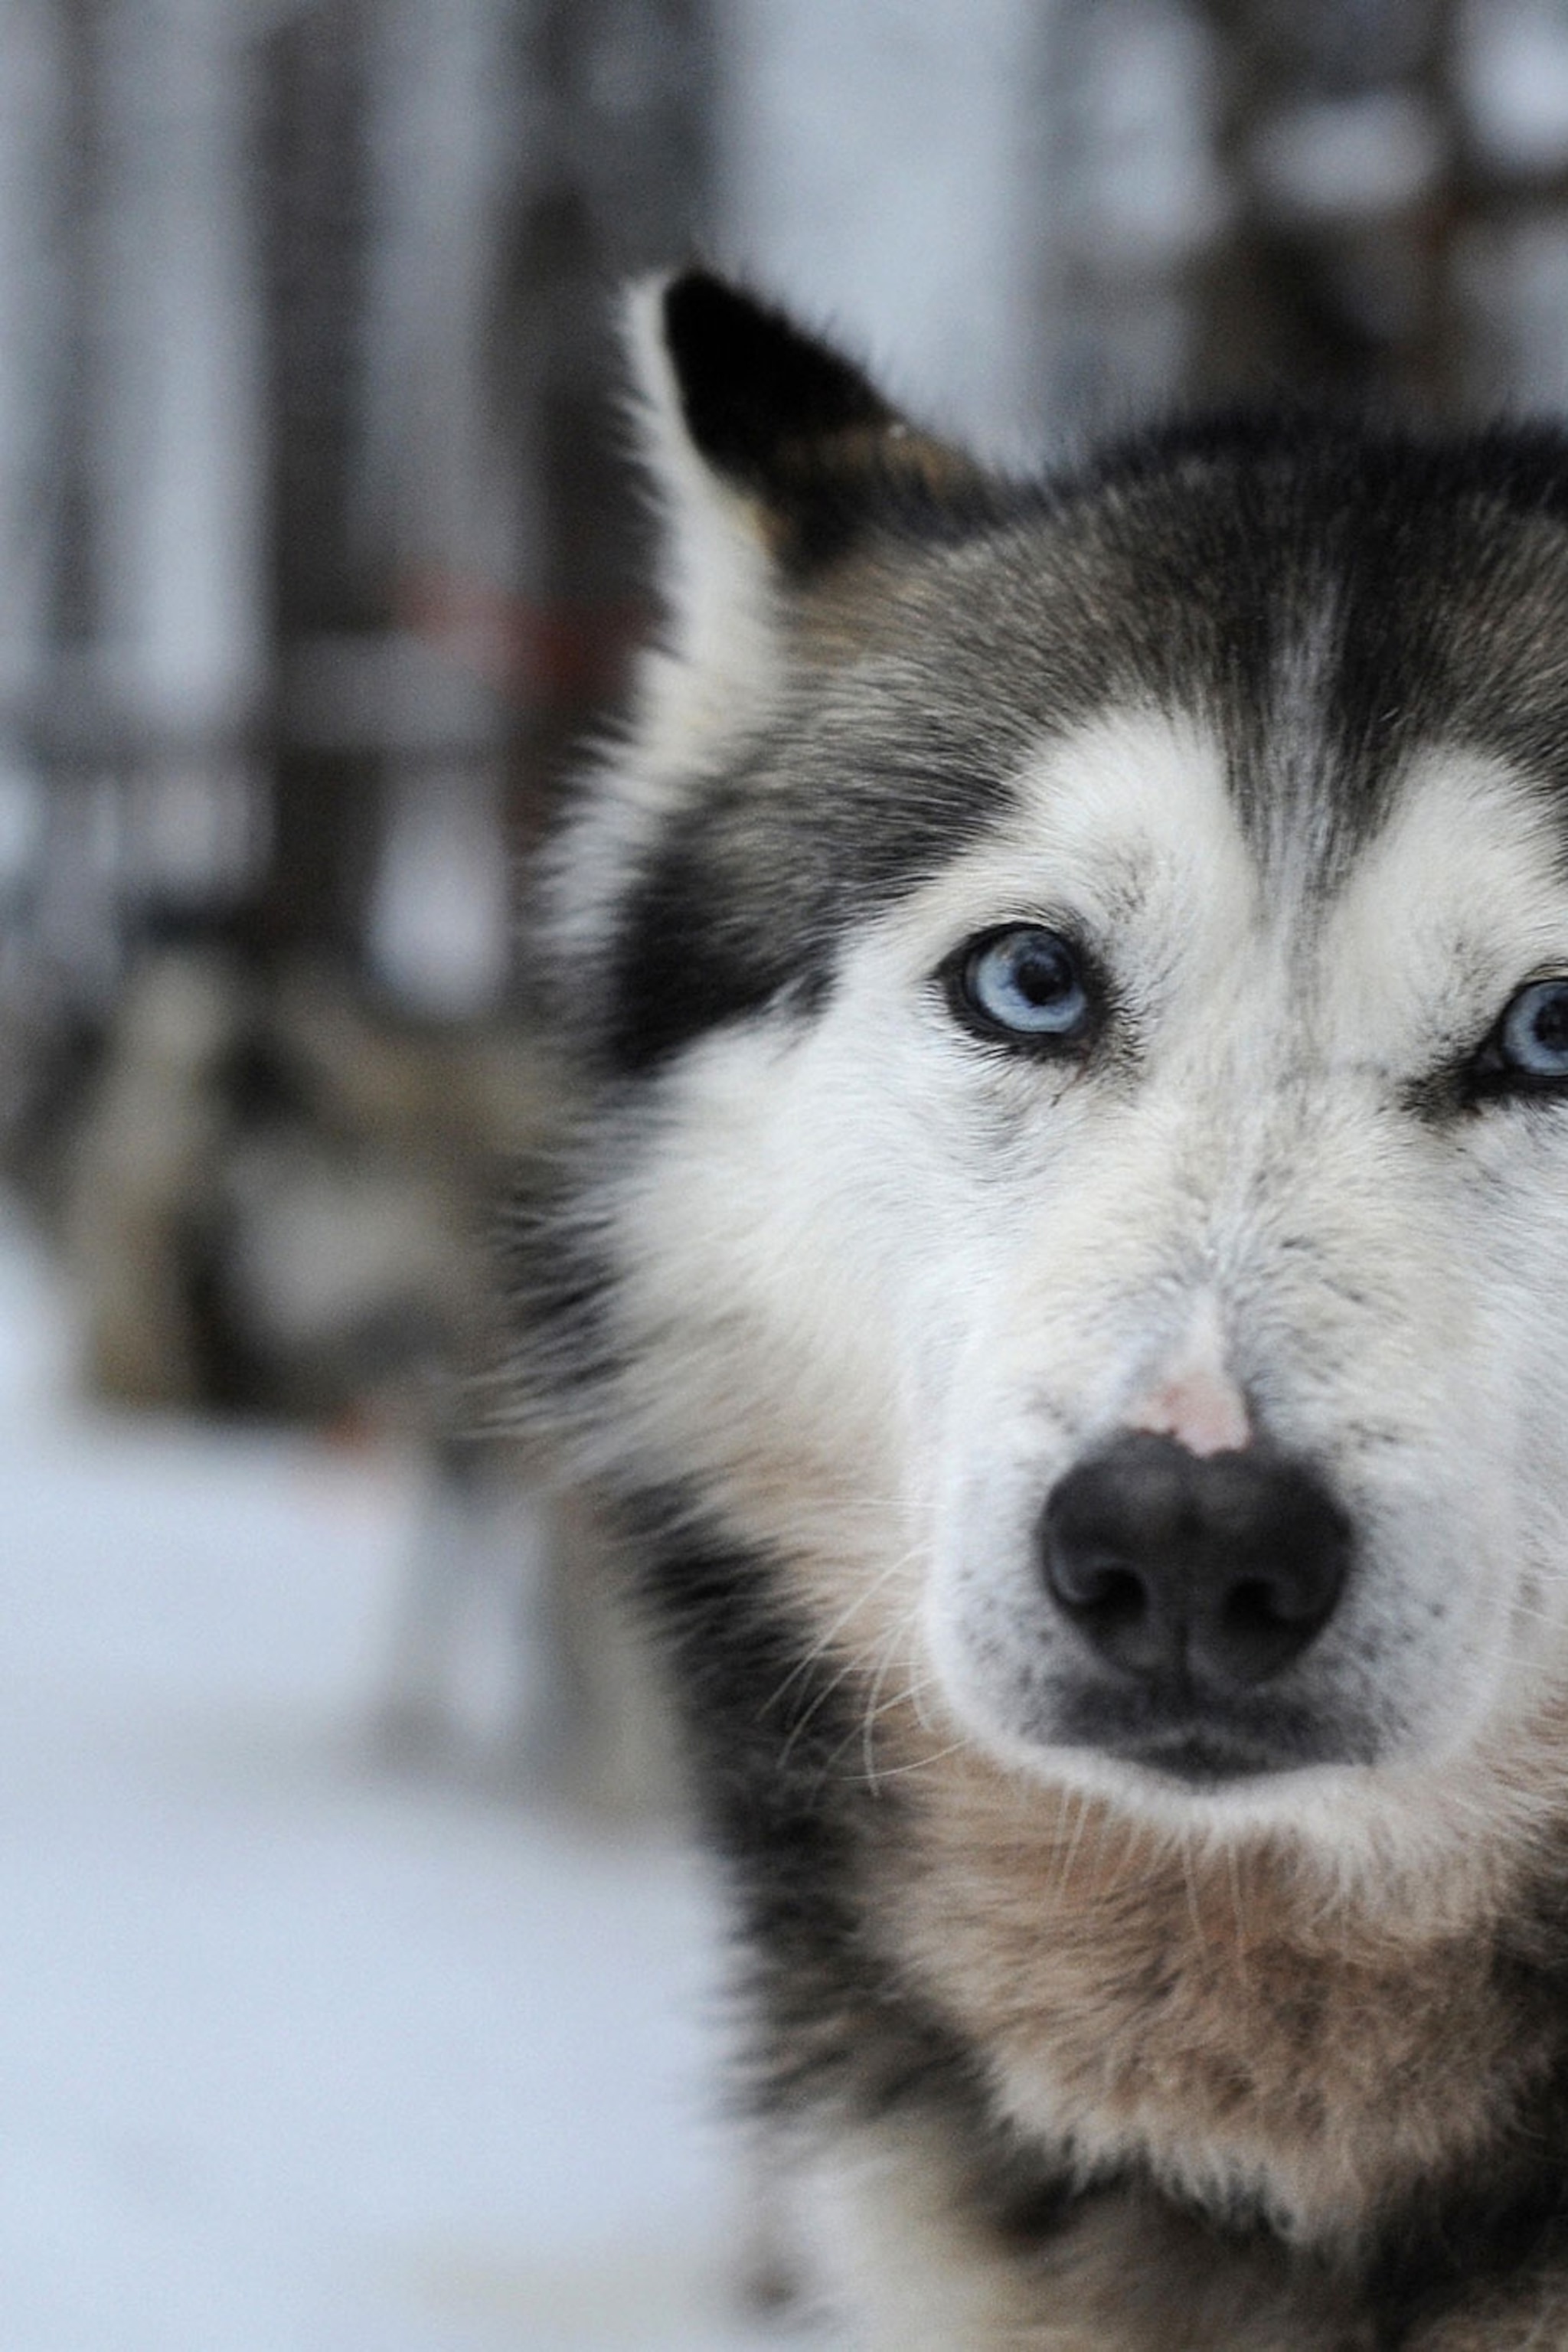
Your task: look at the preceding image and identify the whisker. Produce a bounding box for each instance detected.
[760,1546,922,1721]
[859,1734,972,1784]
[1224,1841,1251,1991]
[1180,1831,1206,1950]
[1046,1780,1093,1903]
[858,1618,913,1793]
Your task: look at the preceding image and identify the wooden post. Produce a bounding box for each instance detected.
[490,0,714,864]
[252,0,387,966]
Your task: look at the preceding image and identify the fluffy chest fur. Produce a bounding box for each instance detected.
[890,1743,1559,2236]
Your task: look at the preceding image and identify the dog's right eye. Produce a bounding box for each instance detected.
[1498,978,1568,1083]
[946,926,1097,1049]
[1451,975,1568,1109]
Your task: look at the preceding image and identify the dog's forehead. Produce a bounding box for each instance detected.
[1334,747,1568,964]
[910,448,1568,858]
[841,446,1568,944]
[938,706,1568,1019]
[603,426,1568,1073]
[906,701,1256,949]
[982,706,1565,914]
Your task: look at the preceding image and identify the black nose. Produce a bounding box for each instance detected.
[1041,1432,1351,1690]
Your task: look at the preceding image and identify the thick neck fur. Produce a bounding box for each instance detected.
[885,1734,1568,2252]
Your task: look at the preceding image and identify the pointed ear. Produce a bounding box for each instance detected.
[626,271,991,732]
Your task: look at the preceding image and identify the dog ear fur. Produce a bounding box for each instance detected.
[642,270,906,567]
[626,270,988,743]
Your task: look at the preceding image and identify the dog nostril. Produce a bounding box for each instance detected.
[1040,1432,1351,1692]
[1223,1579,1282,1635]
[1042,1509,1174,1680]
[1050,1553,1149,1639]
[1217,1575,1319,1683]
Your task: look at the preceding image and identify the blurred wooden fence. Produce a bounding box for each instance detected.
[0,0,711,1020]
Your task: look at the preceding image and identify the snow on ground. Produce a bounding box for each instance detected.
[0,1218,800,2351]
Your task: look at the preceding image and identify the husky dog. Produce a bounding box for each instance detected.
[509,270,1568,2347]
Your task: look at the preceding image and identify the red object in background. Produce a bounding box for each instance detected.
[399,564,648,709]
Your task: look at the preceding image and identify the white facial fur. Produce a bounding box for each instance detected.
[590,702,1568,1854]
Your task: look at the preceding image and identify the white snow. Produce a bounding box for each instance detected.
[0,1218,795,2350]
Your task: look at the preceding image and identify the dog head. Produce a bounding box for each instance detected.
[537,271,1568,1867]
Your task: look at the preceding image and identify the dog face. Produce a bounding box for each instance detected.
[539,274,1568,1857]
[903,719,1568,1811]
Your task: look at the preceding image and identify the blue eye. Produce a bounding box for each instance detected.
[1498,978,1568,1082]
[949,926,1096,1047]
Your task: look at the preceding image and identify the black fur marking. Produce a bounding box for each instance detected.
[603,776,836,1074]
[619,1488,928,2092]
[1066,410,1568,878]
[1359,1910,1568,2342]
[605,725,1021,1075]
[1367,2145,1568,2347]
[663,270,894,485]
[612,1488,1077,2215]
[659,270,1023,571]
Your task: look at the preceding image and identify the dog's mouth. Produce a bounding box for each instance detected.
[1046,1675,1370,1785]
[1095,1725,1311,1788]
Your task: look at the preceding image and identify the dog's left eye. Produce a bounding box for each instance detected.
[946,926,1096,1047]
[1497,978,1568,1083]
